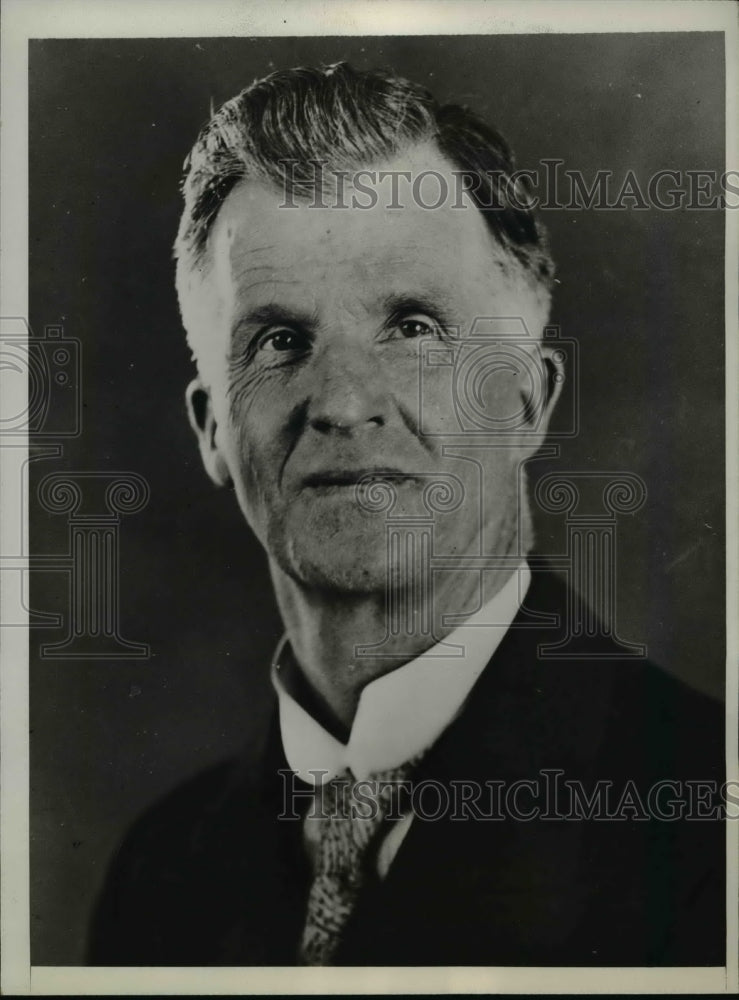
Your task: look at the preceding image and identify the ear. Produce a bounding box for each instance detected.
[185,377,233,488]
[516,342,565,453]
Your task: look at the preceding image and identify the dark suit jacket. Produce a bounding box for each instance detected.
[87,567,725,966]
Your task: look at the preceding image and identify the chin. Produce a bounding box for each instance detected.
[279,543,389,593]
[265,505,391,593]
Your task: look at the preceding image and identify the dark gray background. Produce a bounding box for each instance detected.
[29,33,726,964]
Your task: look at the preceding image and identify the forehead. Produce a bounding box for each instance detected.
[208,143,534,318]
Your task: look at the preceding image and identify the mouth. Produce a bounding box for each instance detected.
[302,468,415,490]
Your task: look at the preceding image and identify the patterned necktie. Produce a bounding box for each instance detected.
[298,759,418,966]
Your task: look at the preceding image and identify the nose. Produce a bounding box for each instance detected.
[307,341,387,436]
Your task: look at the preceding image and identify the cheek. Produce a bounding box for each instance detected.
[225,360,293,436]
[411,355,460,434]
[413,352,524,435]
[228,413,279,488]
[216,380,284,498]
[476,368,524,425]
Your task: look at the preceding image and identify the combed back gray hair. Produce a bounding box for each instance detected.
[174,62,554,324]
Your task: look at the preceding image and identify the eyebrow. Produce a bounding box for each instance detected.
[231,303,319,338]
[382,292,454,326]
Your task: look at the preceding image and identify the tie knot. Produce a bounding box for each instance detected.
[317,757,420,826]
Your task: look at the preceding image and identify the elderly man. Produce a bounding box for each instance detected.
[88,63,724,967]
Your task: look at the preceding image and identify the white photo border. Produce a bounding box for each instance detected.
[1,0,737,994]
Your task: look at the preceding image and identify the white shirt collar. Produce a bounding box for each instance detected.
[271,563,530,785]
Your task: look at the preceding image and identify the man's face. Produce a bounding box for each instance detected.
[186,143,557,593]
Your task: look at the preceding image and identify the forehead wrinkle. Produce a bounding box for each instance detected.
[233,276,304,301]
[224,235,277,271]
[230,255,292,281]
[228,241,277,257]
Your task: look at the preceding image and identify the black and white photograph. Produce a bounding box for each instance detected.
[1,0,737,994]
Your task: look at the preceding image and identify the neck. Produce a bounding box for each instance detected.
[270,518,531,734]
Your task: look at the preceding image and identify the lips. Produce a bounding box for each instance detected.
[302,468,414,488]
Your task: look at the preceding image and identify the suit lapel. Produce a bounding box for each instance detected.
[336,567,614,964]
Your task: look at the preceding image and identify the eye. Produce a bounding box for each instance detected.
[396,314,440,339]
[257,327,311,354]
